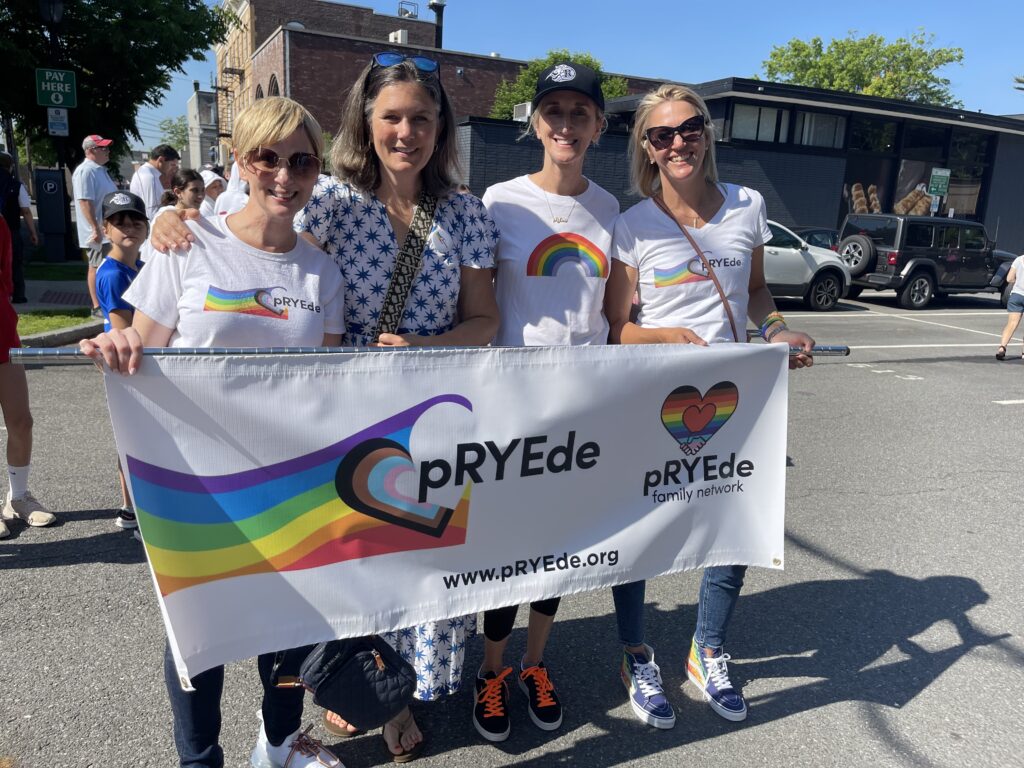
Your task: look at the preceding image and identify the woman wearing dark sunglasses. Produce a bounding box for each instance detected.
[471,61,618,744]
[294,51,499,762]
[603,84,814,729]
[80,97,346,768]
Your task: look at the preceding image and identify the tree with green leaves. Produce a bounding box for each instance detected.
[0,0,232,167]
[490,50,628,119]
[761,30,964,108]
[159,115,190,153]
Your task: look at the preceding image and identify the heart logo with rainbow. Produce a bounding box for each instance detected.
[335,437,455,538]
[660,382,738,456]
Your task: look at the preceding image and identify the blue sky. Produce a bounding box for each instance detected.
[135,0,1023,150]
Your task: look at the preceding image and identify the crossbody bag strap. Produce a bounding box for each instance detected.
[373,191,439,341]
[651,195,740,343]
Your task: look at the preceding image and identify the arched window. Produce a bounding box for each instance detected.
[255,84,264,100]
[268,75,280,97]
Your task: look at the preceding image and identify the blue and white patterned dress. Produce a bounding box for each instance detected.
[296,176,497,700]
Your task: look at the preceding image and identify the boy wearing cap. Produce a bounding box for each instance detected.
[95,190,148,530]
[72,134,118,316]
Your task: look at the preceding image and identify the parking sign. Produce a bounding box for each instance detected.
[35,68,77,108]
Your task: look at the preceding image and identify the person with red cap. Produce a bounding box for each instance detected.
[72,134,117,316]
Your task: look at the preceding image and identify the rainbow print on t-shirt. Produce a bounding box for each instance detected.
[128,395,472,596]
[526,233,609,279]
[203,285,287,319]
[653,258,710,288]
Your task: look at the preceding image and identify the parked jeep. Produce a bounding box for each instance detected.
[838,213,1004,309]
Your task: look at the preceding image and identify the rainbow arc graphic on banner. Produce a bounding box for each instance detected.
[128,395,472,596]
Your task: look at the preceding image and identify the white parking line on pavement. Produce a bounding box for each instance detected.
[993,399,1024,405]
[850,342,1018,349]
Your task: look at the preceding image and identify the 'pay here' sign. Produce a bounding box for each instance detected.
[36,68,77,108]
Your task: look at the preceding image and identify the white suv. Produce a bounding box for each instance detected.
[765,220,851,311]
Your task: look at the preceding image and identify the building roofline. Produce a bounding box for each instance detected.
[607,77,1024,136]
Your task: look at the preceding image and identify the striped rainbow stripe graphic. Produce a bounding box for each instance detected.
[653,259,710,288]
[660,382,738,456]
[129,395,472,596]
[526,233,609,279]
[203,286,287,319]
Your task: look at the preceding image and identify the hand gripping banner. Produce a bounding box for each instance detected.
[102,344,789,687]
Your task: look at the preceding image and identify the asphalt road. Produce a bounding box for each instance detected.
[2,291,1021,768]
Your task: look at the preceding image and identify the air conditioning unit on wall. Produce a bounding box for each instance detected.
[388,29,408,44]
[513,102,531,123]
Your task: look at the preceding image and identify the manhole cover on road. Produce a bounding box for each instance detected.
[38,289,91,306]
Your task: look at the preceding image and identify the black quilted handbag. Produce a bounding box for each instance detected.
[277,636,416,730]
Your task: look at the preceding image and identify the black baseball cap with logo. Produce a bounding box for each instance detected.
[532,61,605,111]
[102,191,147,221]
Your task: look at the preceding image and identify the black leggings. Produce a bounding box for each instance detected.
[483,599,561,642]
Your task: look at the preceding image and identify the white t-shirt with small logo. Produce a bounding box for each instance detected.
[483,175,619,347]
[124,213,345,347]
[611,183,772,344]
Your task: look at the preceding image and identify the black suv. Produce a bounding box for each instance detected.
[838,214,1003,309]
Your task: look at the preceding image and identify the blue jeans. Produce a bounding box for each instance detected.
[611,564,748,650]
[163,643,310,768]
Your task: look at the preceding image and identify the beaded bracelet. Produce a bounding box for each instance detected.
[759,311,786,339]
[765,322,788,342]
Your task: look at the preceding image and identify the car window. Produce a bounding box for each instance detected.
[963,226,986,250]
[904,223,934,248]
[937,226,960,248]
[805,232,828,248]
[842,216,898,247]
[767,224,802,249]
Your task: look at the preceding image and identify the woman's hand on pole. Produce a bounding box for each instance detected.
[772,328,814,369]
[78,328,145,375]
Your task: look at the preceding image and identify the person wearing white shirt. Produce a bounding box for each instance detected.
[198,169,226,217]
[71,134,118,315]
[129,144,180,219]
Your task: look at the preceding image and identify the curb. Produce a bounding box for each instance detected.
[20,320,103,348]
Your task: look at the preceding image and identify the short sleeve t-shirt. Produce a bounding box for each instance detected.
[1011,255,1024,297]
[483,175,618,347]
[129,163,166,220]
[296,178,497,347]
[71,159,117,246]
[95,257,143,332]
[611,184,772,344]
[124,214,345,347]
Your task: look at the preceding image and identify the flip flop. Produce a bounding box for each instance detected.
[382,713,425,764]
[322,710,362,738]
[996,345,1007,360]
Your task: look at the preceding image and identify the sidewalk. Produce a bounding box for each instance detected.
[15,278,103,347]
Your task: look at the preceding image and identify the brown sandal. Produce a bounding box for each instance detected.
[322,710,362,738]
[996,345,1007,360]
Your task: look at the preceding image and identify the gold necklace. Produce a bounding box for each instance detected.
[543,190,578,224]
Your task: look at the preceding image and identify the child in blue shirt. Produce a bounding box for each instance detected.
[95,191,147,529]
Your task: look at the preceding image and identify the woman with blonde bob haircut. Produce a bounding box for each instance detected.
[603,83,814,729]
[80,96,346,768]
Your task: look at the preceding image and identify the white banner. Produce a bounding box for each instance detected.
[104,344,789,686]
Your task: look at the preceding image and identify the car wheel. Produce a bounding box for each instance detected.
[804,270,843,311]
[845,286,863,300]
[1002,282,1012,309]
[838,235,876,277]
[898,272,935,310]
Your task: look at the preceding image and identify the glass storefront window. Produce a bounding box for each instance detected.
[849,116,898,153]
[793,111,845,149]
[902,123,947,161]
[731,104,787,142]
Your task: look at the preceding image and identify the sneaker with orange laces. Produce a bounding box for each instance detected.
[518,661,562,731]
[473,667,512,742]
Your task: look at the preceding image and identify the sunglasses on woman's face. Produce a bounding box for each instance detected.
[245,148,321,178]
[644,114,706,150]
[372,51,440,74]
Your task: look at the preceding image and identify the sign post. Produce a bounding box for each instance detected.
[926,168,950,217]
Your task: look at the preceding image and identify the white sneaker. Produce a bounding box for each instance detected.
[0,517,9,539]
[251,723,343,768]
[2,492,56,527]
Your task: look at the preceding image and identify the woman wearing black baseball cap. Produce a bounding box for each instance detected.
[473,61,617,743]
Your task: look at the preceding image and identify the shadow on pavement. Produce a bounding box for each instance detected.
[0,512,147,567]
[316,567,1007,766]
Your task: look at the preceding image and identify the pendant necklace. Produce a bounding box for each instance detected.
[543,190,578,224]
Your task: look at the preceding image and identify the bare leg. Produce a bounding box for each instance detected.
[522,609,556,668]
[481,633,511,675]
[0,362,33,468]
[87,264,99,309]
[1000,312,1023,348]
[117,457,131,509]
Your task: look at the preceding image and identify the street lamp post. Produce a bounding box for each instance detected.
[38,0,66,169]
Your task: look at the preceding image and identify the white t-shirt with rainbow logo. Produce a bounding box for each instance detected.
[483,175,619,347]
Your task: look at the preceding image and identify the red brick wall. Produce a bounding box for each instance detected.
[251,34,286,101]
[252,0,435,51]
